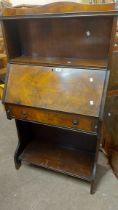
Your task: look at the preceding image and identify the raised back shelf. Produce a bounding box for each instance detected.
[3,15,114,68]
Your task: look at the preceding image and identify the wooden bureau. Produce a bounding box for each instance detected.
[1,2,118,193]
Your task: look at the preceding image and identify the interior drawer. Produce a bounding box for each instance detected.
[6,104,98,133]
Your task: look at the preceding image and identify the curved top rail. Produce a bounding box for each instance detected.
[2,2,118,17]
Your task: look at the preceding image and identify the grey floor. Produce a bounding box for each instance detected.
[0,103,118,210]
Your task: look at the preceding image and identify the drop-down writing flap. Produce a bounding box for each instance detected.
[4,64,107,117]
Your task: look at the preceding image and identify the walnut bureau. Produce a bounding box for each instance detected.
[1,2,118,193]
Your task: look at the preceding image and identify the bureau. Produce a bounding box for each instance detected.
[1,2,118,194]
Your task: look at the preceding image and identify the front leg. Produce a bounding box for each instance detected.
[14,119,32,169]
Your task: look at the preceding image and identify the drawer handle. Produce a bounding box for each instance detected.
[21,111,27,119]
[6,108,13,119]
[72,119,79,126]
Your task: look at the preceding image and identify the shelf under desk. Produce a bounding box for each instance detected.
[19,140,95,181]
[13,121,97,182]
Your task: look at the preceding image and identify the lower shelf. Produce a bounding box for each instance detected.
[19,141,95,181]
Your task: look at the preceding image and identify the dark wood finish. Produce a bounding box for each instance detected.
[108,52,118,90]
[4,64,107,117]
[11,56,108,68]
[2,17,113,67]
[14,119,32,169]
[2,2,118,194]
[0,67,6,83]
[20,141,95,180]
[17,121,97,180]
[22,121,97,153]
[5,104,98,133]
[14,120,97,180]
[18,17,113,60]
[2,2,117,17]
[102,92,118,178]
[102,51,118,179]
[108,17,118,69]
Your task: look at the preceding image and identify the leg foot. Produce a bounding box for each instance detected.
[14,157,21,170]
[90,180,96,194]
[14,143,22,169]
[14,120,32,169]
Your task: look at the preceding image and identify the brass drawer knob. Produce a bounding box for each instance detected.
[7,109,11,114]
[72,119,79,126]
[21,111,27,119]
[6,108,12,119]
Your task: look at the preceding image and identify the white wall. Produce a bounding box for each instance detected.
[12,0,83,6]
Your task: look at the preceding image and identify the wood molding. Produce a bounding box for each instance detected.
[2,2,117,17]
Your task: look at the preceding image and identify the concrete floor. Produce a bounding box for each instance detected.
[0,103,118,210]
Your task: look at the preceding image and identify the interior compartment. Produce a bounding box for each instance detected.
[3,16,113,68]
[18,121,97,180]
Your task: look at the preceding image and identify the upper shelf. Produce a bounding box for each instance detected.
[2,3,117,68]
[11,56,107,69]
[1,2,118,19]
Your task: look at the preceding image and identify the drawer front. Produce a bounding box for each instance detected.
[6,104,98,133]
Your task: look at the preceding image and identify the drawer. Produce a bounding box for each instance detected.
[5,104,98,133]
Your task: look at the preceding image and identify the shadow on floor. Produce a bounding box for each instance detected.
[94,163,110,192]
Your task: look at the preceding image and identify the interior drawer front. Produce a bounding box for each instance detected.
[6,105,98,133]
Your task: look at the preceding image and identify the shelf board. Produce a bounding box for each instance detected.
[11,56,107,68]
[19,141,95,181]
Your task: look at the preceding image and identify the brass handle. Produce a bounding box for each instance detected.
[72,119,79,126]
[7,109,11,114]
[6,108,13,120]
[21,111,27,119]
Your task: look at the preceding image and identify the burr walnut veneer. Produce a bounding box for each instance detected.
[1,2,118,194]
